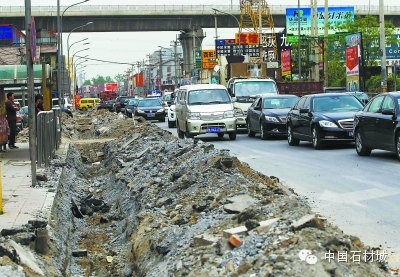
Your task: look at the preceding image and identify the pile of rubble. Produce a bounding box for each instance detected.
[1,110,393,276]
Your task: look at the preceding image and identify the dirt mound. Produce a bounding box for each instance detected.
[1,110,392,276]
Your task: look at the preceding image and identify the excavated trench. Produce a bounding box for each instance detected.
[30,111,391,277]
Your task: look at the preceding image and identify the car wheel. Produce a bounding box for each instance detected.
[247,121,255,137]
[185,122,193,139]
[217,133,224,138]
[168,119,174,128]
[176,120,184,139]
[355,129,372,156]
[260,121,269,140]
[312,126,323,150]
[396,132,400,162]
[287,124,300,146]
[229,131,237,140]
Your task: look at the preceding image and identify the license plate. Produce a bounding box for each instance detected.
[348,131,354,137]
[147,113,155,117]
[207,127,220,133]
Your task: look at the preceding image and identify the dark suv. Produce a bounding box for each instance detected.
[114,96,137,113]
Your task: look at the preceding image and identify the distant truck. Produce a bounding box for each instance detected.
[90,83,118,102]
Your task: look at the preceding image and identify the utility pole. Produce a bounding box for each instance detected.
[159,50,163,90]
[297,0,302,80]
[379,0,387,92]
[324,0,329,87]
[25,0,37,186]
[312,0,319,82]
[258,1,263,62]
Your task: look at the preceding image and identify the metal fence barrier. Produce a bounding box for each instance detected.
[37,108,61,168]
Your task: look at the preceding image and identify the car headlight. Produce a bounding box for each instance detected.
[265,116,279,122]
[127,109,132,113]
[319,120,338,128]
[224,110,235,118]
[157,108,164,113]
[234,107,244,116]
[137,109,145,113]
[187,112,201,120]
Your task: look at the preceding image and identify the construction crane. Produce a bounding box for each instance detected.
[239,0,277,61]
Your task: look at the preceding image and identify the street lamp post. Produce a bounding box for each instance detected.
[67,22,92,96]
[58,0,89,105]
[74,61,87,93]
[212,8,241,54]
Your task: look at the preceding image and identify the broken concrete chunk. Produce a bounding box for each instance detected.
[96,152,104,157]
[36,174,48,182]
[72,249,88,257]
[28,220,47,229]
[9,240,45,276]
[244,219,260,231]
[156,197,173,207]
[223,194,256,214]
[1,228,27,237]
[136,147,150,159]
[291,214,324,231]
[193,233,219,247]
[121,133,140,148]
[223,226,248,239]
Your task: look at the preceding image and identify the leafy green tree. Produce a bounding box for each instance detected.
[91,75,114,84]
[114,73,126,83]
[335,15,397,67]
[83,80,92,85]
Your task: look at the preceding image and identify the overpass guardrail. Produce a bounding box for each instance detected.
[0,5,400,13]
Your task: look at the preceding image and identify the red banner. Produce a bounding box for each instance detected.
[346,46,359,76]
[281,49,291,76]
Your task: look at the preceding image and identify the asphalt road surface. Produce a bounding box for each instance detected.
[156,121,400,269]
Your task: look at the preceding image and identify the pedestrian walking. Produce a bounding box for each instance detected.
[5,92,20,149]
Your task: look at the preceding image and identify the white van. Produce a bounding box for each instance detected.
[175,84,237,140]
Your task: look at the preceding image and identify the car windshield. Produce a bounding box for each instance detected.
[22,107,28,113]
[137,99,161,107]
[353,93,369,100]
[164,94,171,101]
[313,95,364,112]
[188,89,231,105]
[234,81,278,97]
[263,97,298,109]
[128,99,139,105]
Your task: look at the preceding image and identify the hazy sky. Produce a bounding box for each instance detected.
[0,0,391,81]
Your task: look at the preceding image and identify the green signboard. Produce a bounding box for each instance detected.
[210,75,219,84]
[195,50,202,69]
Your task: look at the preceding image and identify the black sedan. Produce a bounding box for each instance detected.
[353,92,400,160]
[286,93,364,149]
[97,100,115,112]
[134,98,166,122]
[246,95,299,139]
[125,98,141,118]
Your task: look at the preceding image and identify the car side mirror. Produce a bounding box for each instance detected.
[299,108,309,113]
[254,106,261,110]
[382,109,395,116]
[231,97,237,102]
[227,87,234,96]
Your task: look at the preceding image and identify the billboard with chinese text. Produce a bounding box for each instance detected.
[286,6,354,37]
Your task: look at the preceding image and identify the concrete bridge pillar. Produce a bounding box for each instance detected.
[178,28,205,75]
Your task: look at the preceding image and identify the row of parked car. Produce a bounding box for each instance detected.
[164,84,400,161]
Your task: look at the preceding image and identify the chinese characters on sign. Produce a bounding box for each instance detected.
[215,39,260,57]
[235,32,259,45]
[202,50,218,69]
[281,49,291,76]
[324,250,388,263]
[286,6,354,37]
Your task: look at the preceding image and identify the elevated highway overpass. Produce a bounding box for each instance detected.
[1,5,400,32]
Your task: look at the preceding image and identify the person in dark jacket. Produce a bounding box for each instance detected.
[5,92,20,149]
[35,94,44,115]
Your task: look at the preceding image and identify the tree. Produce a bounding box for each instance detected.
[326,15,398,87]
[335,15,397,67]
[114,73,126,83]
[91,75,114,84]
[83,80,92,85]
